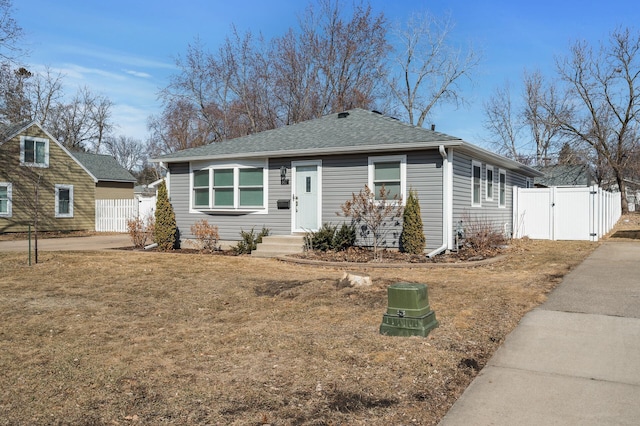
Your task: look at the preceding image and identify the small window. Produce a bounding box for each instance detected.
[213,169,234,207]
[0,182,12,217]
[368,155,406,202]
[499,169,507,207]
[472,161,482,206]
[238,168,264,207]
[20,136,49,168]
[55,184,73,218]
[193,170,210,207]
[486,167,494,201]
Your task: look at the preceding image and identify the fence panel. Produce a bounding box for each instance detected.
[95,199,138,232]
[513,186,621,241]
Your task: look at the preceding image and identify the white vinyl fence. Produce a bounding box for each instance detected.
[513,186,621,241]
[95,197,156,232]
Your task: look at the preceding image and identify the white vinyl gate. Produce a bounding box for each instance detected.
[513,186,621,241]
[95,197,157,232]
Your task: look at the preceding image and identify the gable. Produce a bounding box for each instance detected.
[0,122,97,183]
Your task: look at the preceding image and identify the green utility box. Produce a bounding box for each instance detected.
[380,282,438,337]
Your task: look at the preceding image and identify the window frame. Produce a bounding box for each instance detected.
[486,165,494,201]
[190,161,267,213]
[0,182,12,217]
[20,136,50,168]
[368,154,407,204]
[471,160,482,207]
[499,169,507,208]
[55,184,74,218]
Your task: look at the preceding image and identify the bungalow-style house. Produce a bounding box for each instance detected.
[0,121,135,233]
[152,108,542,254]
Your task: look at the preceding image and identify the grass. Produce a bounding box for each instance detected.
[0,238,598,425]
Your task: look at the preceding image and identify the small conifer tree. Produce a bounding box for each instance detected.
[153,180,177,251]
[400,189,426,254]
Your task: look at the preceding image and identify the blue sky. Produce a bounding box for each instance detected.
[14,0,640,150]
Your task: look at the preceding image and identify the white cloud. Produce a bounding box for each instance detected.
[56,44,176,70]
[125,70,152,78]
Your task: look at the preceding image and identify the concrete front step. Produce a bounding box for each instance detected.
[252,235,305,258]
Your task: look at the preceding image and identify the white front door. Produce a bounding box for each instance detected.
[293,161,321,232]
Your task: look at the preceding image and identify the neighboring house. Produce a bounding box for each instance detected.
[152,108,542,254]
[533,164,596,188]
[71,152,136,199]
[0,121,136,233]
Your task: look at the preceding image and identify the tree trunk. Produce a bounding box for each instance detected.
[616,175,629,214]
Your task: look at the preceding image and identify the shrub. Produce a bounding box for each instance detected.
[304,223,336,251]
[153,180,177,251]
[400,189,426,254]
[332,222,356,251]
[460,213,507,255]
[190,219,220,253]
[126,214,154,249]
[304,222,356,252]
[234,226,269,254]
[338,184,404,260]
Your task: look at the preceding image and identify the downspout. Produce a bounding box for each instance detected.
[427,145,452,258]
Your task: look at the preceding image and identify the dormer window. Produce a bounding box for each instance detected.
[20,136,50,168]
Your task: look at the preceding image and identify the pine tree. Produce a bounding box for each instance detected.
[400,189,426,254]
[153,180,177,251]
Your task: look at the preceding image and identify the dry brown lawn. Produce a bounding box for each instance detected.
[0,232,609,425]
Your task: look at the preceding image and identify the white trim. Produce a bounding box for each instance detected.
[499,169,507,208]
[367,154,407,204]
[20,136,50,168]
[291,160,322,232]
[485,165,494,201]
[471,160,482,207]
[0,182,12,217]
[55,184,74,218]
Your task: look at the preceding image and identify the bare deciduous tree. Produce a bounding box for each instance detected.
[551,27,640,213]
[388,11,481,127]
[155,0,389,153]
[483,81,524,161]
[104,135,147,173]
[0,0,24,63]
[45,86,114,152]
[483,71,568,165]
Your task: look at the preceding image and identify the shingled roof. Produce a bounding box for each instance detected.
[153,108,542,177]
[71,152,136,183]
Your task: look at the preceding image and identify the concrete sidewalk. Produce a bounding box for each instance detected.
[0,234,131,252]
[439,241,640,426]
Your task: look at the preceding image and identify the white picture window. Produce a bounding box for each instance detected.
[20,136,50,168]
[0,182,12,217]
[486,166,494,201]
[368,155,406,202]
[472,160,482,207]
[499,169,507,208]
[55,184,73,218]
[191,165,266,210]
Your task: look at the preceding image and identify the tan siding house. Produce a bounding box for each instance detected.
[1,122,136,233]
[0,122,96,233]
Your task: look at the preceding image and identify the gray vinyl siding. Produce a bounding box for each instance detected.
[167,150,445,250]
[451,150,528,239]
[168,161,290,242]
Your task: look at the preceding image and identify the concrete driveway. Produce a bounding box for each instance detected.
[0,234,132,252]
[439,240,640,425]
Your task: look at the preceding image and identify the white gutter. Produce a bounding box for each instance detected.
[427,145,453,258]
